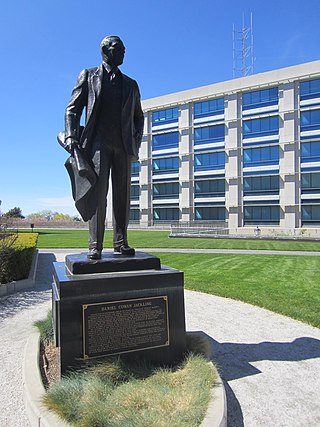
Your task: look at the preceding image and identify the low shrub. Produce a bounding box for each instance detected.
[0,233,38,284]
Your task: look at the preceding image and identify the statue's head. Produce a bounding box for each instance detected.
[100,35,125,67]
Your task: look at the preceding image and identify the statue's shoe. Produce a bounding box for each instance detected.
[87,248,102,260]
[114,245,135,256]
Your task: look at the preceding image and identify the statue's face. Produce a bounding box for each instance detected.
[102,38,125,66]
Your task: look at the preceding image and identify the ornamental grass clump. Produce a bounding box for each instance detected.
[42,336,217,427]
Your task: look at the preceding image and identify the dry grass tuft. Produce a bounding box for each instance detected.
[42,335,218,427]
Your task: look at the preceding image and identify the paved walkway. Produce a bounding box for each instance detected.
[44,247,320,256]
[0,249,320,426]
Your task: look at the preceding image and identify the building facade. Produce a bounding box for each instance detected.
[108,61,320,236]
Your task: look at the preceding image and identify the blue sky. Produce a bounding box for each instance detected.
[0,0,319,217]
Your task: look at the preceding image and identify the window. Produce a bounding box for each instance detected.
[300,79,320,101]
[153,182,179,199]
[152,132,179,151]
[195,178,225,197]
[194,125,225,145]
[242,87,278,110]
[195,207,225,220]
[194,152,225,171]
[300,109,320,132]
[301,141,320,163]
[152,108,179,125]
[301,172,320,193]
[243,175,279,195]
[129,209,140,221]
[132,162,140,176]
[153,207,179,221]
[243,116,279,138]
[243,145,279,167]
[194,98,224,118]
[244,205,280,224]
[301,204,320,224]
[130,185,140,200]
[153,156,179,174]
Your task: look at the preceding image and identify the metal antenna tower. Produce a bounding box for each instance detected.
[233,13,254,78]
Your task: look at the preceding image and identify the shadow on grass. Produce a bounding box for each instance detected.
[0,252,56,321]
[189,331,320,427]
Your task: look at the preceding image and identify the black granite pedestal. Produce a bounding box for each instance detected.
[52,252,186,374]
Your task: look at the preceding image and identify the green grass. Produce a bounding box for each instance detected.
[152,252,320,328]
[25,229,320,328]
[43,335,217,427]
[34,311,54,345]
[24,228,320,252]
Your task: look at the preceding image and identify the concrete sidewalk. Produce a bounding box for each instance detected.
[0,249,319,426]
[40,247,320,256]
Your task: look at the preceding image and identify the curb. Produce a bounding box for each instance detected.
[201,371,227,427]
[23,331,70,427]
[0,249,39,297]
[24,331,227,427]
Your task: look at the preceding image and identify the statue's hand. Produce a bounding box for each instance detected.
[65,138,80,153]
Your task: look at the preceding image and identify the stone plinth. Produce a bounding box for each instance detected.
[52,254,186,374]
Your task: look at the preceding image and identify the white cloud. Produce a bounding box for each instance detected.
[38,196,75,208]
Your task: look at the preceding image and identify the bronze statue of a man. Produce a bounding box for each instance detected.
[63,35,144,259]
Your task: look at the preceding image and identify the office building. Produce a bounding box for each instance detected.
[109,60,320,236]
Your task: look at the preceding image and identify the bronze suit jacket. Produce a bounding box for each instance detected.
[65,64,144,163]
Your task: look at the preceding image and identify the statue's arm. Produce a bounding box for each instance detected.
[64,69,89,148]
[133,82,144,149]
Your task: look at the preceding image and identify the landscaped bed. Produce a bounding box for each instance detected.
[35,312,219,427]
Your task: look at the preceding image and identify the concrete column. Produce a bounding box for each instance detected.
[179,103,192,222]
[139,112,152,227]
[225,93,241,232]
[279,82,299,231]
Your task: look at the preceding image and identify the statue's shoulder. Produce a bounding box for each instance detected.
[85,66,101,77]
[122,73,139,88]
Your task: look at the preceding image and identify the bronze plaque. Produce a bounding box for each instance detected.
[82,296,169,359]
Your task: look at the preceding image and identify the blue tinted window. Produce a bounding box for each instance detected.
[195,207,225,220]
[152,108,179,125]
[243,87,278,110]
[129,209,140,221]
[194,125,225,145]
[153,182,179,198]
[194,98,224,118]
[243,175,279,195]
[132,162,140,176]
[244,206,280,224]
[243,116,279,137]
[194,152,225,171]
[195,178,225,197]
[300,109,320,132]
[243,146,279,167]
[300,79,320,100]
[152,132,179,150]
[130,185,140,200]
[302,205,320,223]
[301,141,320,163]
[153,157,179,174]
[153,208,179,221]
[301,172,320,193]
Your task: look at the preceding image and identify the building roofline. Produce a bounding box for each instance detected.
[142,60,320,111]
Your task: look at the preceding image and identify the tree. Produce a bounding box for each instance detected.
[4,207,25,219]
[27,210,54,221]
[53,213,73,221]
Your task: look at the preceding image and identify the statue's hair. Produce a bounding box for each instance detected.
[100,35,122,52]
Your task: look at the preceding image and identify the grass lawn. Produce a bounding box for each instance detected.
[152,252,320,329]
[23,229,320,328]
[24,229,320,252]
